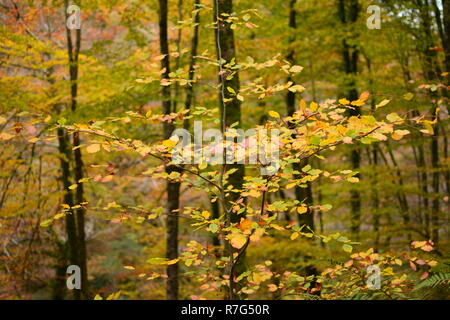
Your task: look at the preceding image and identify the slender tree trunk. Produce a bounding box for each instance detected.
[52,255,68,300]
[43,49,74,299]
[365,55,381,250]
[214,0,245,299]
[210,197,221,248]
[441,0,450,239]
[158,0,181,300]
[285,0,315,231]
[51,237,68,300]
[64,0,89,299]
[338,0,361,239]
[418,0,441,244]
[173,0,183,113]
[56,127,80,300]
[184,0,201,130]
[432,0,445,54]
[442,0,450,72]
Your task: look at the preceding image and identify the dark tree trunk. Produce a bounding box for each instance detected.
[418,0,441,244]
[173,0,183,113]
[442,0,450,229]
[184,0,201,130]
[64,0,89,299]
[338,0,361,239]
[52,240,68,300]
[210,197,221,248]
[285,0,315,231]
[442,0,450,72]
[56,127,80,300]
[214,0,245,299]
[364,56,381,250]
[158,0,181,300]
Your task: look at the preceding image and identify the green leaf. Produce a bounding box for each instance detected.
[403,92,414,101]
[209,223,219,233]
[343,244,353,253]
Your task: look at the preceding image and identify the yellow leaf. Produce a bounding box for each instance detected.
[54,213,65,220]
[359,91,370,102]
[0,132,14,140]
[86,144,101,154]
[162,139,177,148]
[297,206,308,214]
[201,211,211,219]
[386,113,403,123]
[299,99,307,112]
[68,184,78,190]
[229,233,247,249]
[347,177,359,183]
[351,99,365,106]
[396,130,410,136]
[154,54,167,60]
[428,260,438,267]
[250,228,265,242]
[339,98,350,105]
[268,111,280,118]
[167,258,180,265]
[372,132,387,141]
[376,99,390,108]
[270,223,285,231]
[343,137,353,144]
[289,65,304,73]
[286,182,297,189]
[403,92,414,101]
[123,266,135,270]
[290,232,299,240]
[0,116,6,125]
[394,259,403,266]
[227,87,236,95]
[268,284,278,292]
[94,294,103,300]
[288,85,306,93]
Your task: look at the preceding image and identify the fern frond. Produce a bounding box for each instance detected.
[414,273,450,290]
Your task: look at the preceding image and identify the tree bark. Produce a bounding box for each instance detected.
[285,0,315,231]
[442,0,450,72]
[418,0,441,244]
[64,0,89,299]
[184,0,201,130]
[56,127,80,300]
[158,0,181,300]
[214,0,245,299]
[338,0,361,239]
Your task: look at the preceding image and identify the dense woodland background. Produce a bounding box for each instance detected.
[0,0,449,300]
